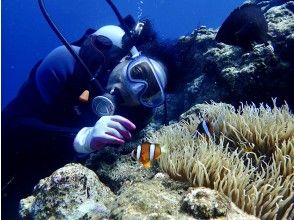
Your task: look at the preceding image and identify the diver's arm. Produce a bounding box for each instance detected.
[2,99,80,163]
[32,45,83,152]
[1,45,87,195]
[35,45,80,105]
[3,45,83,158]
[5,115,80,154]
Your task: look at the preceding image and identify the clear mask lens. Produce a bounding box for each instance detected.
[125,56,165,107]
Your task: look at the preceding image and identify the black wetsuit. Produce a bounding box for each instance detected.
[1,43,153,219]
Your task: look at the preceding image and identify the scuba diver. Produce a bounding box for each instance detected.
[2,0,178,219]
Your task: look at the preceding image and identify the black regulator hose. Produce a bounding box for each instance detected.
[105,0,132,38]
[38,0,105,93]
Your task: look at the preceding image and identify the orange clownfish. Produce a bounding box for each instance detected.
[131,142,164,169]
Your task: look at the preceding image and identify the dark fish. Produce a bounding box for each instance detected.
[193,120,214,139]
[215,3,268,50]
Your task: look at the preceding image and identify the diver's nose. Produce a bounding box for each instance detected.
[130,82,146,94]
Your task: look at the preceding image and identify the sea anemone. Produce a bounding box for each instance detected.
[147,100,294,219]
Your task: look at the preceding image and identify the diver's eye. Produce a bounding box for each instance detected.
[131,65,144,79]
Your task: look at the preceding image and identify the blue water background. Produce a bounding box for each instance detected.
[2,0,244,109]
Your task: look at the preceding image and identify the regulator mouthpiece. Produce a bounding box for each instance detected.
[92,95,116,117]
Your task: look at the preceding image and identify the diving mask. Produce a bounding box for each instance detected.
[122,55,167,108]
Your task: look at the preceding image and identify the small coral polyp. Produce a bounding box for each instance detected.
[147,100,294,220]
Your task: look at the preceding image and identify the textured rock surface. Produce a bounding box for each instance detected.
[164,2,294,121]
[19,163,115,220]
[85,148,159,193]
[20,163,256,220]
[181,187,259,220]
[109,173,191,220]
[109,173,257,220]
[252,0,292,12]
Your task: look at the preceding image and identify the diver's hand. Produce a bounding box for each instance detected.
[73,115,136,153]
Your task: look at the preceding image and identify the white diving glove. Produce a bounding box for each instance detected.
[74,115,136,153]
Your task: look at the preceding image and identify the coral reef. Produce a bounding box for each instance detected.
[20,101,293,220]
[110,174,257,220]
[21,166,257,220]
[181,187,258,220]
[181,100,294,162]
[85,148,159,193]
[19,2,294,220]
[251,0,292,12]
[109,173,188,220]
[19,163,115,219]
[147,101,294,220]
[165,2,294,121]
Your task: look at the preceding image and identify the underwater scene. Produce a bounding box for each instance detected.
[1,0,294,219]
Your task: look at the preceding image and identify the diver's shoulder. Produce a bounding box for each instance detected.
[39,45,80,71]
[48,45,80,60]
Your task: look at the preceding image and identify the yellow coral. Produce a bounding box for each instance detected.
[147,101,294,220]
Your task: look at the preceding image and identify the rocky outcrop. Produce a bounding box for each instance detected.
[20,164,258,220]
[110,173,188,220]
[164,1,294,121]
[19,163,115,220]
[85,149,159,193]
[181,187,259,220]
[252,0,292,12]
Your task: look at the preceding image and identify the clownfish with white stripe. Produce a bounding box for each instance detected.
[131,142,167,169]
[193,120,214,139]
